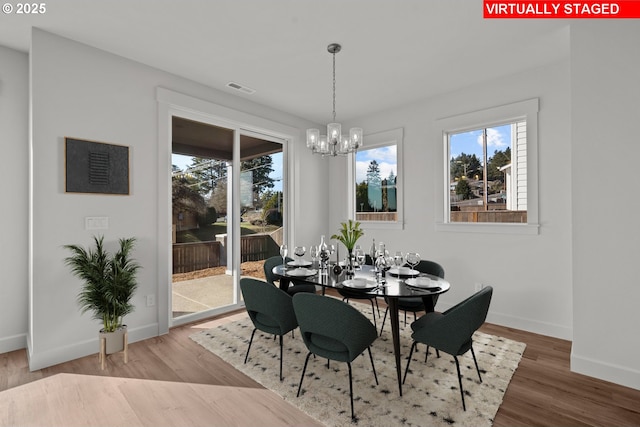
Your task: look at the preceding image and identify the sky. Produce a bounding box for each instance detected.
[355,145,397,184]
[450,124,511,160]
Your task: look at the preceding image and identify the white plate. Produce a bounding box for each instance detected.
[341,278,378,290]
[388,267,419,277]
[287,259,312,267]
[286,268,317,277]
[405,277,440,289]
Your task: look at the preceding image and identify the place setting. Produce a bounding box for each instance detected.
[387,251,421,278]
[280,244,318,278]
[340,277,378,291]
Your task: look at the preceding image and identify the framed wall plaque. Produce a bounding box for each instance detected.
[65,138,130,195]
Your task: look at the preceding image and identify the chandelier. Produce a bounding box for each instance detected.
[306,43,363,156]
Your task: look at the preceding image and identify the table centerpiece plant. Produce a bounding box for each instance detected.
[64,235,140,355]
[331,220,364,275]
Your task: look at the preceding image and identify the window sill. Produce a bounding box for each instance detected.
[435,222,539,235]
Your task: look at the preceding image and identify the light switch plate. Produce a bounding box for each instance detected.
[85,216,109,230]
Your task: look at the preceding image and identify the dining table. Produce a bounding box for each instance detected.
[272,261,450,396]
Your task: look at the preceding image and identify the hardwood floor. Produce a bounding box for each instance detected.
[2,298,639,426]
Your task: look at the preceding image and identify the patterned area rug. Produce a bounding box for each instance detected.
[190,302,525,427]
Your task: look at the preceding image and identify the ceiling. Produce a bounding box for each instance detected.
[0,0,570,124]
[172,117,282,161]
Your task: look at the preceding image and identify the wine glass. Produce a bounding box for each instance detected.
[393,251,405,270]
[309,245,319,267]
[405,252,421,274]
[280,244,288,267]
[354,245,365,269]
[294,245,306,265]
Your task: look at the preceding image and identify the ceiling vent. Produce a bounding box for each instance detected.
[226,81,256,95]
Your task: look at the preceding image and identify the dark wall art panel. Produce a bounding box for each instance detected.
[65,138,130,195]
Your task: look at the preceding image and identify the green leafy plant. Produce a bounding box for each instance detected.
[331,220,364,251]
[64,235,140,332]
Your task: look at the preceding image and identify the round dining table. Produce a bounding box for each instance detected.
[272,263,450,396]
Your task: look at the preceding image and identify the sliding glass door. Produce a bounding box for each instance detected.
[170,116,285,324]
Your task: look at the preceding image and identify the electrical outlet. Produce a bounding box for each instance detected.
[146,294,155,307]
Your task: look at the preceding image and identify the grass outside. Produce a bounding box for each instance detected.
[176,222,279,243]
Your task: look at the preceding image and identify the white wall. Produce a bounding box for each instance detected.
[570,22,640,390]
[330,57,573,341]
[0,45,29,354]
[27,29,326,369]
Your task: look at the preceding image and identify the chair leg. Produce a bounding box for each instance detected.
[403,341,418,384]
[244,328,257,364]
[279,334,284,381]
[470,345,482,383]
[297,352,313,397]
[367,346,378,385]
[425,345,429,363]
[368,299,377,329]
[379,307,388,336]
[347,362,355,420]
[374,298,380,317]
[454,356,466,411]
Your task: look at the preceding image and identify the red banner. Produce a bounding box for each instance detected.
[484,1,640,18]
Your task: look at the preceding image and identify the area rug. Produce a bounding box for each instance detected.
[190,302,525,427]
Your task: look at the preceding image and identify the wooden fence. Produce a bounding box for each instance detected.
[450,210,527,223]
[172,234,279,273]
[172,241,222,274]
[355,212,397,221]
[239,234,280,261]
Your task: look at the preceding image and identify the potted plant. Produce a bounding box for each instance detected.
[331,220,364,275]
[64,235,140,358]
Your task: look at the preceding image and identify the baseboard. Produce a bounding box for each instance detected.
[436,302,573,341]
[0,333,27,354]
[571,352,640,391]
[27,322,160,371]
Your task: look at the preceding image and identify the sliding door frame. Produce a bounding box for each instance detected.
[156,88,297,333]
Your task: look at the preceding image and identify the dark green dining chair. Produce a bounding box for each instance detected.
[403,286,493,411]
[263,255,316,295]
[337,288,380,329]
[292,293,379,420]
[239,277,298,381]
[379,259,445,334]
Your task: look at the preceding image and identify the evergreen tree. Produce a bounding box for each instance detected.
[450,153,482,179]
[355,181,370,212]
[455,178,473,200]
[487,147,511,182]
[366,160,382,211]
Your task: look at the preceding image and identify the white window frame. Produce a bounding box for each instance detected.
[348,128,404,230]
[435,99,539,235]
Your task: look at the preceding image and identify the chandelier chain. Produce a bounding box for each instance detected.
[332,49,336,123]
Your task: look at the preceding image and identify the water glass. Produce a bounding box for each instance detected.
[393,251,405,268]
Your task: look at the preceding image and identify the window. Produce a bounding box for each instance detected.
[436,99,539,234]
[351,128,403,229]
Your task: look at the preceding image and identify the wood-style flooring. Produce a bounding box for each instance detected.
[1,292,639,426]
